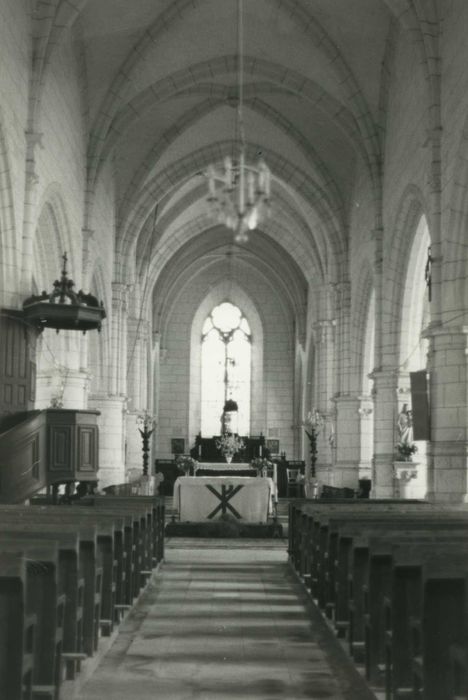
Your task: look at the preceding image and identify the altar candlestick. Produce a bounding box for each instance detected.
[198,444,202,457]
[259,445,262,457]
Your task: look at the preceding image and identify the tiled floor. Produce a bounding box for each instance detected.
[77,539,375,700]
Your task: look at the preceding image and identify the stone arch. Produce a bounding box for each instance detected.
[134,191,324,301]
[157,255,293,358]
[116,89,344,226]
[399,216,431,371]
[189,286,264,441]
[117,142,344,282]
[86,262,111,396]
[33,184,77,288]
[29,0,89,131]
[88,0,379,182]
[149,227,306,351]
[33,189,83,409]
[383,184,429,364]
[95,59,369,193]
[351,260,375,395]
[445,114,468,315]
[395,214,431,499]
[154,255,295,457]
[0,111,18,306]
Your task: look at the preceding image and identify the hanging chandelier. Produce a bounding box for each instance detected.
[206,0,271,244]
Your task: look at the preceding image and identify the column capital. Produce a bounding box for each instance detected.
[313,318,336,343]
[369,367,399,387]
[24,130,44,151]
[112,281,131,308]
[422,323,468,342]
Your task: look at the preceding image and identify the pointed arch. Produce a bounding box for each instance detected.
[0,111,18,305]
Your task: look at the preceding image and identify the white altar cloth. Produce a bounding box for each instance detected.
[196,462,255,472]
[174,476,274,523]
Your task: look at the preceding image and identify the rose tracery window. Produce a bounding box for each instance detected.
[201,302,251,435]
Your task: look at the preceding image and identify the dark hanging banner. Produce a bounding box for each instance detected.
[410,370,431,440]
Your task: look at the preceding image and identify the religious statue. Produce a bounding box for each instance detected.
[221,399,239,434]
[396,404,417,461]
[397,404,414,445]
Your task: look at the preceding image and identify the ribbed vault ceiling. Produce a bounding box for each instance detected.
[66,0,400,325]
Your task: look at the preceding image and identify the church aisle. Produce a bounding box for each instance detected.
[77,540,375,700]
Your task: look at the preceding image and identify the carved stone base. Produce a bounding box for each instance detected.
[394,461,419,498]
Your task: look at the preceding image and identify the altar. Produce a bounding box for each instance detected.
[174,476,274,523]
[195,462,255,476]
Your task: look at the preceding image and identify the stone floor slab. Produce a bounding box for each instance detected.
[77,541,375,700]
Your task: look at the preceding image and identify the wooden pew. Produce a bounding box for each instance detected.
[312,511,468,663]
[0,498,165,698]
[384,544,468,699]
[0,505,131,622]
[289,500,431,582]
[0,552,37,700]
[0,530,85,681]
[300,505,435,604]
[0,515,101,657]
[361,533,468,687]
[333,520,468,641]
[409,552,468,700]
[18,499,159,616]
[0,543,65,700]
[32,496,163,601]
[89,495,165,564]
[309,508,468,607]
[289,501,468,700]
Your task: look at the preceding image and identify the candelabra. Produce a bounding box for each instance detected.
[303,409,325,479]
[137,411,156,476]
[206,155,271,243]
[205,0,271,243]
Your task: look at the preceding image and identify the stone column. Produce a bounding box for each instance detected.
[370,368,398,497]
[357,395,374,481]
[21,131,42,294]
[89,282,130,488]
[334,280,352,395]
[88,395,127,488]
[110,282,129,396]
[127,317,143,412]
[125,410,142,477]
[424,325,468,502]
[333,395,361,488]
[125,317,151,476]
[35,330,89,409]
[312,318,336,484]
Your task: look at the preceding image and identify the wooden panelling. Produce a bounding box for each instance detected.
[49,425,73,473]
[0,312,37,420]
[77,426,97,472]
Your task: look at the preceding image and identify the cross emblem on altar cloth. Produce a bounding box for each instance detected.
[205,484,244,519]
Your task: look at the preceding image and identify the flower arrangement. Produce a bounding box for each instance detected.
[175,455,198,475]
[250,457,273,476]
[396,442,418,462]
[215,433,245,457]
